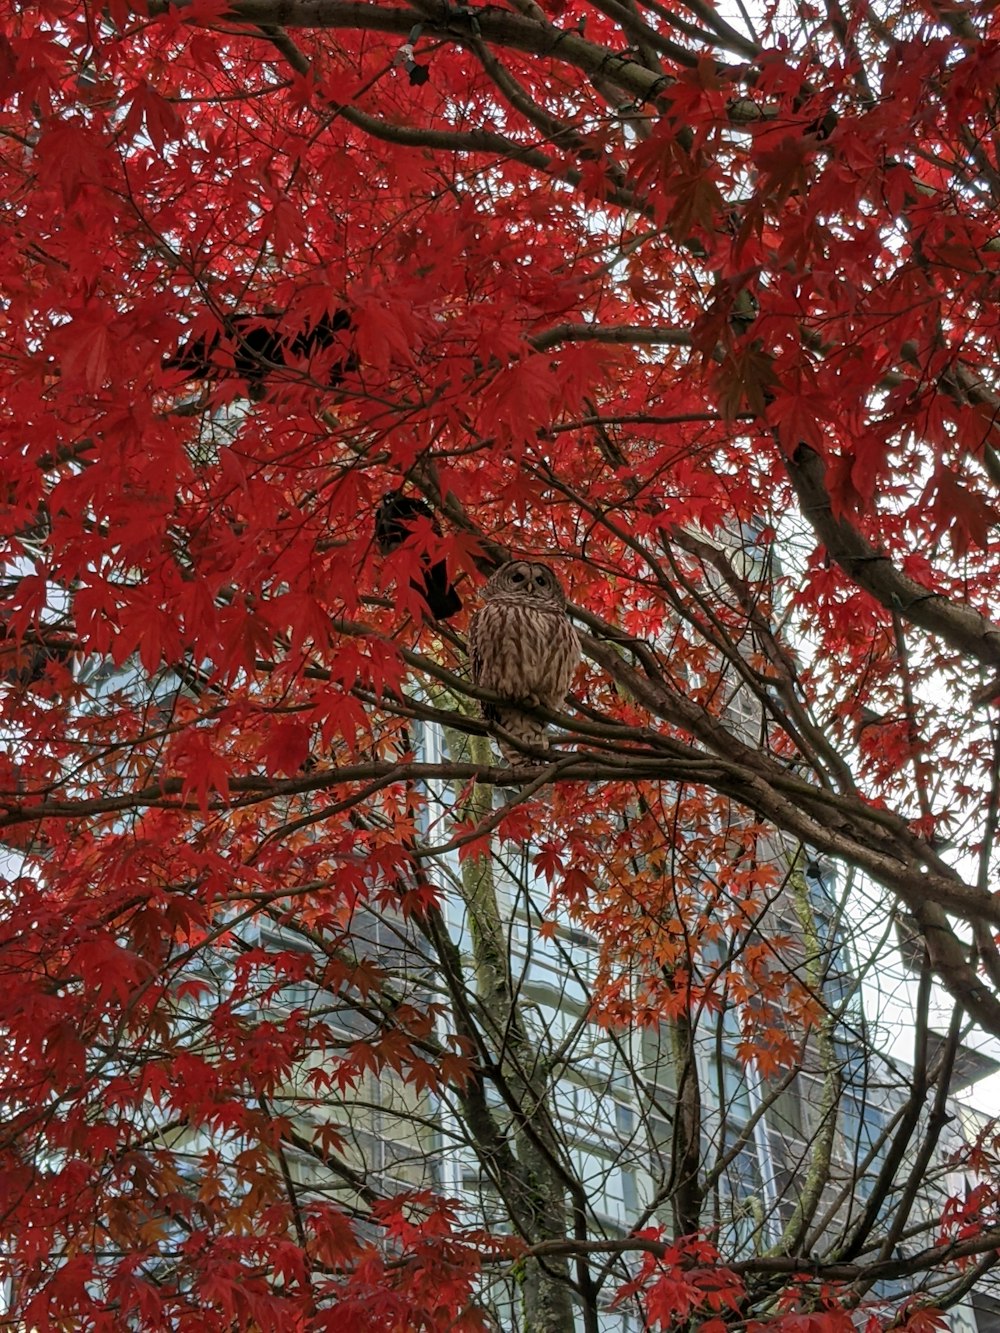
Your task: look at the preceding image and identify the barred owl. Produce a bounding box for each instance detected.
[468,561,580,764]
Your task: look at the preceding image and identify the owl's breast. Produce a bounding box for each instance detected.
[469,599,579,707]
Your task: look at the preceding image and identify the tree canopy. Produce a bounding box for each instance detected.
[2,0,1000,1327]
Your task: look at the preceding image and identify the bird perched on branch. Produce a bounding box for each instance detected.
[374,491,463,622]
[468,560,579,765]
[165,308,354,397]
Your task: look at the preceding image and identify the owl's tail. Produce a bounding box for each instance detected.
[493,709,550,766]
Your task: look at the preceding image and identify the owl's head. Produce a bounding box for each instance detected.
[484,560,567,606]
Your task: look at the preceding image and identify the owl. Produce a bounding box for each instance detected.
[468,560,580,764]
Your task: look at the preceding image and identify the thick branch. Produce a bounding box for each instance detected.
[504,1225,1000,1284]
[529,323,692,351]
[152,0,674,105]
[786,443,1000,671]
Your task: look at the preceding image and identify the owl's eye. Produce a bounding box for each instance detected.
[534,573,548,587]
[510,569,526,583]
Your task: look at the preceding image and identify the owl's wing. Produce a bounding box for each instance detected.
[467,608,500,724]
[467,609,483,682]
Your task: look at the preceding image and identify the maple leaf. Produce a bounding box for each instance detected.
[4,3,1000,1328]
[123,80,185,152]
[926,466,1000,557]
[766,384,827,452]
[715,341,780,418]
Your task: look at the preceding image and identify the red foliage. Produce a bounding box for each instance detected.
[614,1234,745,1327]
[2,0,1000,1325]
